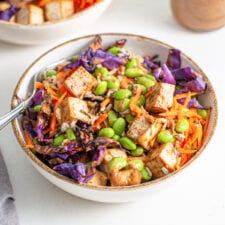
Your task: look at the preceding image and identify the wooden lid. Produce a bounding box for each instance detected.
[171,0,225,31]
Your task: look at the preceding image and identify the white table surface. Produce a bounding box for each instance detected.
[0,0,225,224]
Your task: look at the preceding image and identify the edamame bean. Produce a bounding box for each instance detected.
[113,89,132,100]
[112,134,120,141]
[145,74,156,81]
[127,159,144,171]
[99,127,115,138]
[119,137,137,151]
[130,95,146,107]
[86,161,91,169]
[34,105,41,111]
[131,146,144,157]
[137,95,146,107]
[126,58,137,69]
[107,76,120,89]
[141,167,152,181]
[181,106,189,113]
[135,84,147,94]
[125,68,144,78]
[114,98,130,112]
[108,110,118,127]
[175,118,189,133]
[53,134,66,146]
[125,114,135,123]
[157,130,175,143]
[176,85,183,90]
[197,109,208,120]
[95,81,107,95]
[72,55,80,61]
[31,148,37,154]
[113,118,126,135]
[107,47,122,55]
[107,157,127,172]
[46,70,57,77]
[94,67,108,77]
[136,76,155,89]
[66,128,76,140]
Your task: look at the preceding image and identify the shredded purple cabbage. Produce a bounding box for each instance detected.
[177,98,204,109]
[0,3,17,21]
[172,67,196,82]
[32,88,45,106]
[144,57,157,70]
[167,49,181,70]
[54,163,94,183]
[36,124,44,141]
[65,47,126,71]
[92,146,105,165]
[161,64,176,85]
[152,64,176,85]
[64,141,79,154]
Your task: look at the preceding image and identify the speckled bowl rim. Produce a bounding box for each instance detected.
[11,33,218,192]
[0,0,110,29]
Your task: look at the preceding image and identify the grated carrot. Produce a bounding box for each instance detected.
[92,113,108,131]
[120,77,133,89]
[54,91,67,110]
[129,89,142,117]
[49,113,57,135]
[35,82,44,89]
[174,92,201,100]
[24,130,34,148]
[100,97,111,109]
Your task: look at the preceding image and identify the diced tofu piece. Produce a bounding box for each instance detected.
[45,0,74,21]
[64,66,97,98]
[127,116,165,150]
[58,97,92,124]
[9,0,34,8]
[127,116,150,141]
[137,119,163,150]
[110,169,142,186]
[145,82,175,113]
[102,148,127,164]
[16,5,44,25]
[146,143,179,178]
[87,170,108,186]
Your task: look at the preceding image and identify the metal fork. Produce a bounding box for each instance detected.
[0,59,67,130]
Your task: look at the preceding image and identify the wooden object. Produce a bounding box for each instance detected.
[171,0,225,31]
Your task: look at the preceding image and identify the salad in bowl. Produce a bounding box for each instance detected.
[20,35,210,187]
[12,34,217,202]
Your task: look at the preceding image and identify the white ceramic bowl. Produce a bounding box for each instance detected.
[0,0,111,45]
[11,33,218,202]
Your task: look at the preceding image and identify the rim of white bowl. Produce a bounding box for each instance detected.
[0,0,111,29]
[11,33,218,191]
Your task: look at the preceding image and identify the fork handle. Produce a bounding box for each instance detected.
[0,102,26,130]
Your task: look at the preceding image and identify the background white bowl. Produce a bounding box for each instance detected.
[11,33,217,202]
[0,0,112,45]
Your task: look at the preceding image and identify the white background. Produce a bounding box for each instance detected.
[0,0,225,224]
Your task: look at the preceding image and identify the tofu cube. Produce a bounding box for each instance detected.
[137,119,163,150]
[45,0,74,21]
[64,66,97,98]
[127,116,150,141]
[87,170,108,186]
[127,116,164,150]
[16,5,44,25]
[102,148,127,164]
[58,97,92,124]
[145,82,175,113]
[146,143,179,178]
[110,169,142,186]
